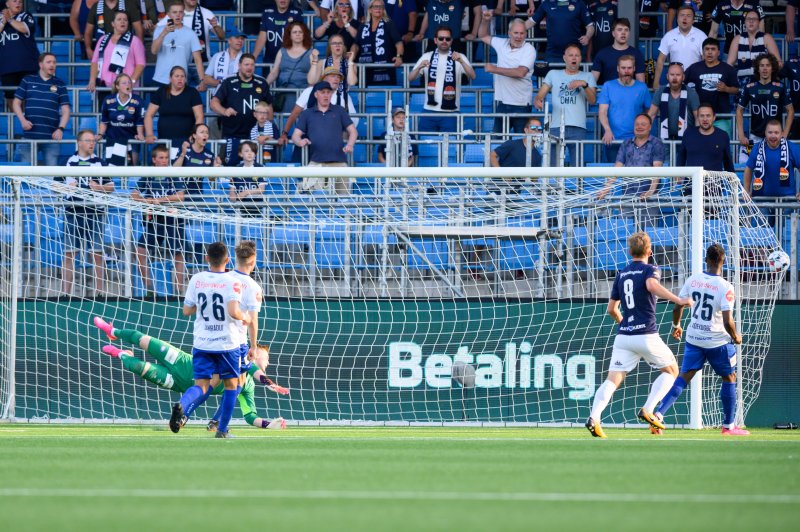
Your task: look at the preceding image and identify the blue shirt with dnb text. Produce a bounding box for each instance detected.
[610,261,660,335]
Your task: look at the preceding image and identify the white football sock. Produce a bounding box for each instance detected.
[590,380,617,421]
[643,373,677,412]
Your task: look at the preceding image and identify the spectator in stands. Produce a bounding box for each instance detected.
[173,123,219,202]
[588,0,617,60]
[132,144,187,296]
[780,56,800,140]
[490,117,544,168]
[535,43,597,166]
[654,5,707,90]
[84,0,144,59]
[677,103,735,196]
[315,0,363,22]
[144,65,204,159]
[210,53,272,166]
[69,0,97,58]
[253,0,304,77]
[155,0,225,72]
[229,141,268,217]
[597,113,664,200]
[151,2,204,87]
[98,73,144,166]
[477,12,537,134]
[638,0,666,39]
[140,0,165,35]
[12,52,70,166]
[744,119,800,202]
[61,129,112,296]
[385,0,418,63]
[291,80,358,193]
[736,53,793,162]
[667,0,714,34]
[312,0,360,54]
[203,24,245,139]
[250,101,279,164]
[464,0,502,45]
[308,34,358,95]
[278,66,359,158]
[684,37,739,137]
[0,0,39,111]
[597,55,651,163]
[788,0,799,50]
[591,18,646,85]
[267,21,313,112]
[648,62,700,140]
[354,0,403,86]
[408,25,476,132]
[709,0,764,54]
[415,0,466,53]
[87,11,146,92]
[377,107,417,166]
[527,0,594,64]
[726,10,781,86]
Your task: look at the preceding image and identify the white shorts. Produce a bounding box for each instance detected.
[609,333,677,373]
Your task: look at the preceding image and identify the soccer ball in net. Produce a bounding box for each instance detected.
[767,250,790,273]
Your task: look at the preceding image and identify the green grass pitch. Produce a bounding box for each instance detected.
[1,425,798,531]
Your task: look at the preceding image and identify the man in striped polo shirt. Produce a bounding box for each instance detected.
[12,52,71,166]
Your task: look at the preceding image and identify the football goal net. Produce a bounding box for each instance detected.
[0,165,786,428]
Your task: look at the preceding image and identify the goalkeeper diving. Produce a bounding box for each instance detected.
[93,316,288,430]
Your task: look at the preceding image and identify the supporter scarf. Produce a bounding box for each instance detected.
[753,137,791,191]
[659,87,688,140]
[735,32,766,83]
[95,0,126,39]
[97,31,133,77]
[324,55,350,97]
[213,48,242,81]
[358,19,388,64]
[104,93,135,166]
[426,49,457,111]
[250,121,276,162]
[189,6,207,61]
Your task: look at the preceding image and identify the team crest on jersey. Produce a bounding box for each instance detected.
[256,87,262,93]
[568,4,575,9]
[50,85,57,92]
[774,92,780,99]
[128,107,135,114]
[205,158,211,164]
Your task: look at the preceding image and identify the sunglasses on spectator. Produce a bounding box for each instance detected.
[436,36,452,41]
[526,125,543,131]
[668,62,683,68]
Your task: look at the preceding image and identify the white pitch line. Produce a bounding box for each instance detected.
[0,488,798,505]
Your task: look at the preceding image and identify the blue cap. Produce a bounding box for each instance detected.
[226,23,247,38]
[313,81,334,92]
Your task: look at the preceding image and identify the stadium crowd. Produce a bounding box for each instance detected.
[2,0,800,294]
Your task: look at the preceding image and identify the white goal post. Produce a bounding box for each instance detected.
[0,165,785,428]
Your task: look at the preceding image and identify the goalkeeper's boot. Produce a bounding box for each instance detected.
[721,426,750,436]
[649,412,664,435]
[207,419,219,432]
[267,417,287,430]
[93,316,117,341]
[638,408,666,430]
[215,430,234,439]
[585,417,607,438]
[102,345,131,359]
[169,403,187,434]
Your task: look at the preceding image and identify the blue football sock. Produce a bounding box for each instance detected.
[185,386,213,417]
[211,386,240,422]
[179,386,205,416]
[721,382,737,427]
[217,388,240,434]
[655,376,687,416]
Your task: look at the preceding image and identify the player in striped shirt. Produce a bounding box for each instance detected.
[654,243,749,435]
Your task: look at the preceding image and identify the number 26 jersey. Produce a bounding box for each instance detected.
[678,272,735,348]
[183,271,243,352]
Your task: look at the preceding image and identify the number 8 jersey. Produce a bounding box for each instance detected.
[678,272,735,348]
[183,270,244,352]
[610,261,661,335]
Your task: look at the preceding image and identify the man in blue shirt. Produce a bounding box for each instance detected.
[744,119,800,201]
[586,232,690,438]
[597,54,651,162]
[597,113,665,199]
[131,145,187,296]
[528,0,595,63]
[590,17,646,85]
[12,52,70,166]
[677,103,735,185]
[292,81,358,194]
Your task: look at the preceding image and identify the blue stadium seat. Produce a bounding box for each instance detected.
[473,68,493,87]
[464,144,485,164]
[409,93,425,113]
[593,218,635,271]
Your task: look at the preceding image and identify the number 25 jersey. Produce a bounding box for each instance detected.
[678,272,734,348]
[183,271,243,352]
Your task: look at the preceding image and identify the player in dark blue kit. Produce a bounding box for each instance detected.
[586,232,692,438]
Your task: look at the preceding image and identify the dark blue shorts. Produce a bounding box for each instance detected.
[192,347,242,380]
[64,211,104,252]
[238,343,252,374]
[138,221,185,257]
[681,343,736,377]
